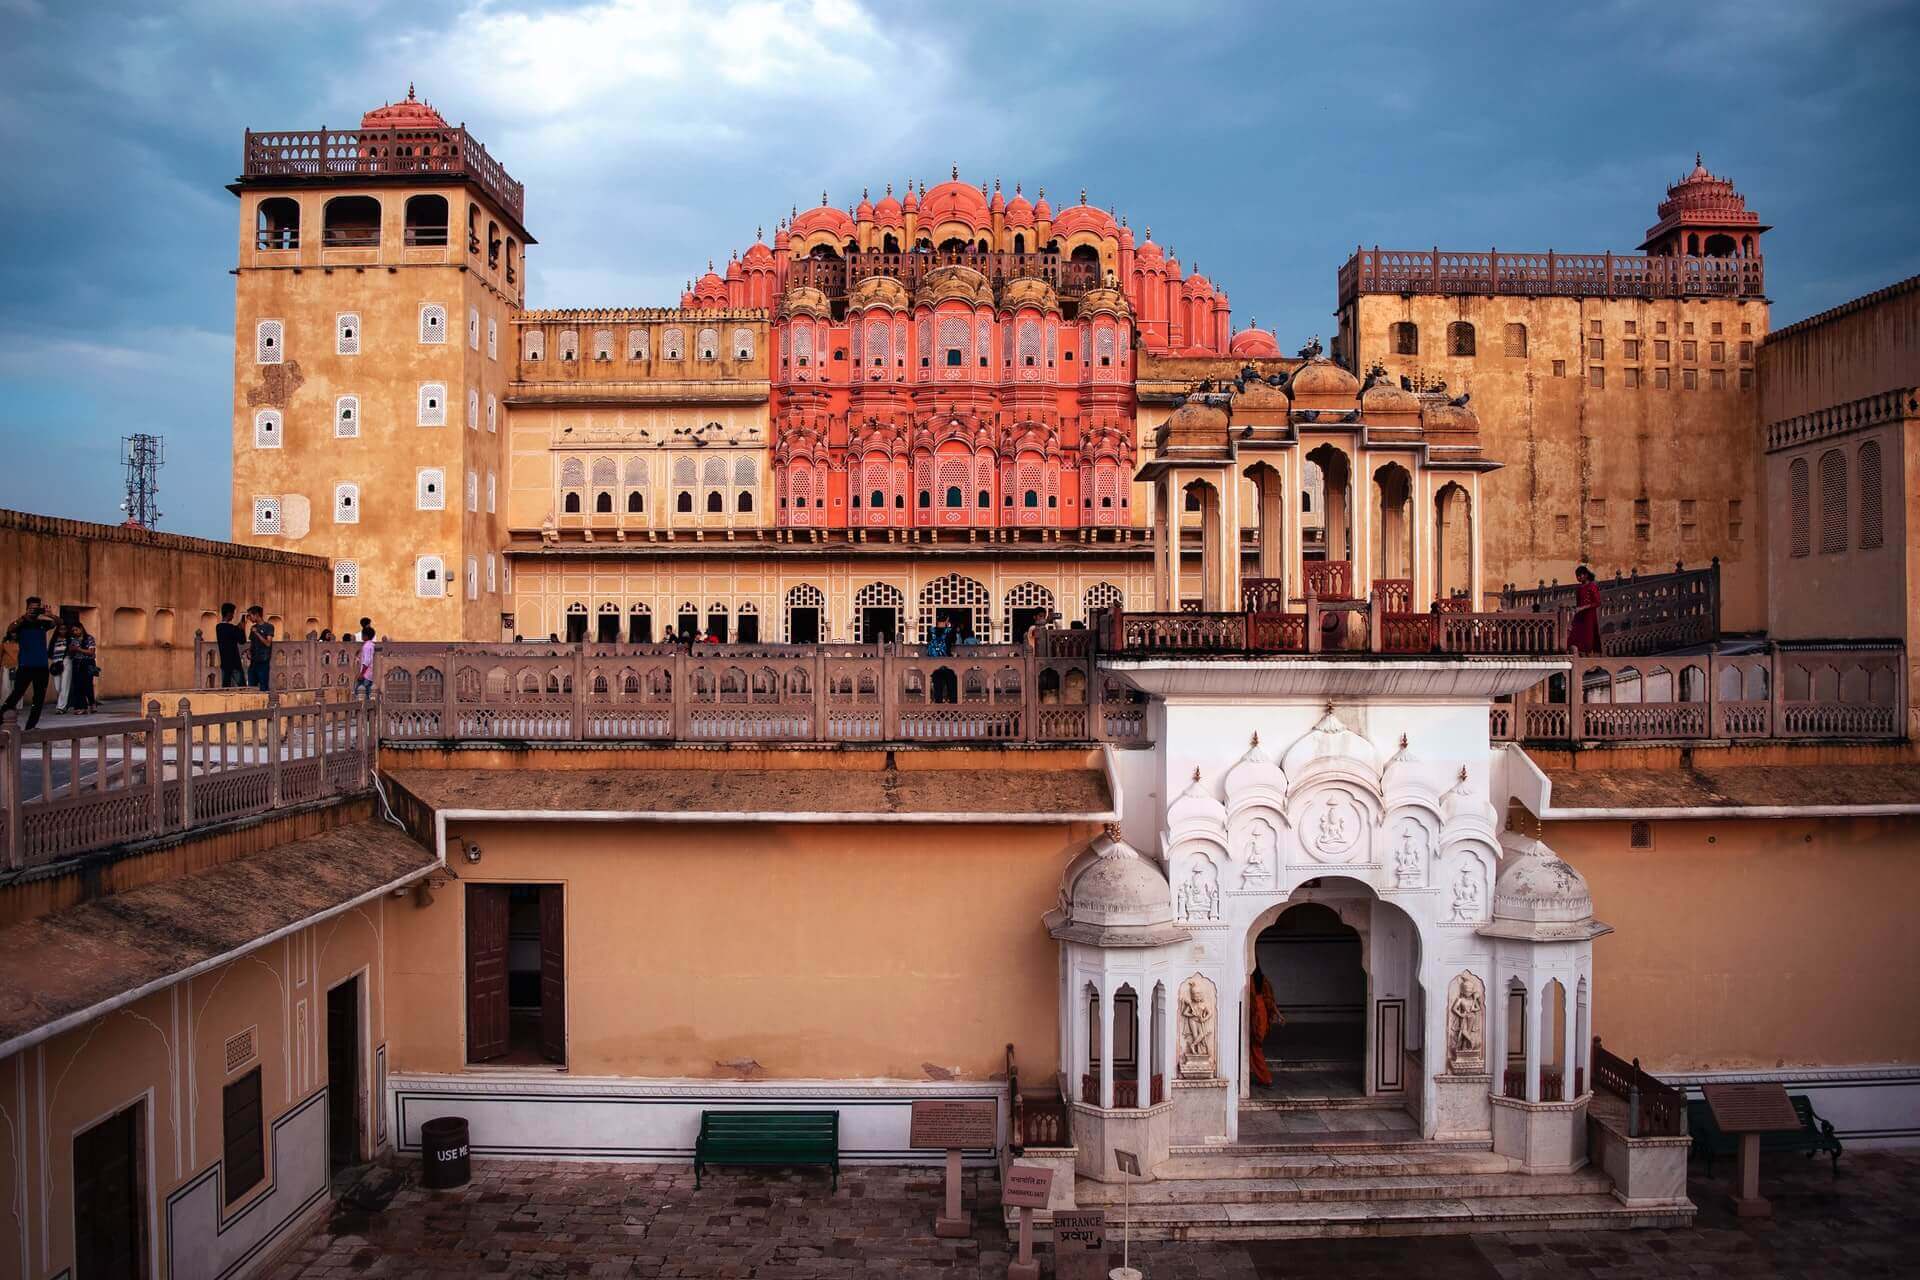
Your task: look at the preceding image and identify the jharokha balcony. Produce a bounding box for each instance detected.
[788,248,1106,300]
[242,124,525,223]
[1337,246,1764,306]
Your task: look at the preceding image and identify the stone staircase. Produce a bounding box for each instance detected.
[1072,1101,1695,1241]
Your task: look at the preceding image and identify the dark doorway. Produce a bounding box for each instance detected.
[704,612,729,643]
[677,610,699,641]
[565,612,588,642]
[736,614,759,644]
[931,605,978,642]
[327,977,361,1178]
[627,613,652,644]
[1010,607,1047,644]
[788,607,821,645]
[596,612,619,642]
[468,883,566,1066]
[861,607,898,645]
[74,1102,143,1279]
[1252,902,1365,1098]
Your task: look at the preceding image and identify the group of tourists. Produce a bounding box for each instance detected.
[0,597,98,730]
[213,604,378,700]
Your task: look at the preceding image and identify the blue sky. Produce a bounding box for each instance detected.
[1,0,1914,539]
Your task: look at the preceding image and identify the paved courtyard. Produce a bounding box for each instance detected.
[272,1149,1918,1279]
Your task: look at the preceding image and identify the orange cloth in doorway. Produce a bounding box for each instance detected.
[1248,974,1283,1087]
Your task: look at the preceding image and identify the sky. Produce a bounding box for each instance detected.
[0,0,1915,539]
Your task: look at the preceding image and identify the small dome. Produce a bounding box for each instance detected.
[1005,185,1035,227]
[988,180,1006,214]
[743,238,775,265]
[1381,735,1441,806]
[1001,276,1060,314]
[1289,358,1360,401]
[692,266,728,305]
[1224,734,1287,807]
[1158,398,1230,450]
[1167,768,1228,831]
[1046,826,1189,948]
[360,85,447,131]
[1230,379,1290,412]
[1420,400,1482,437]
[854,189,874,220]
[919,177,991,230]
[1361,379,1421,416]
[873,185,903,224]
[1441,768,1499,832]
[1052,201,1119,240]
[792,202,855,241]
[1032,190,1053,219]
[849,274,911,312]
[1229,328,1281,358]
[1077,285,1131,320]
[1182,273,1217,298]
[914,263,994,309]
[1491,833,1599,937]
[1280,707,1380,781]
[780,285,830,319]
[1135,236,1165,267]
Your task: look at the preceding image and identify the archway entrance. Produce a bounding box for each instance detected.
[1251,902,1365,1098]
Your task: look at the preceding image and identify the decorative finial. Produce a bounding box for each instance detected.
[1038,186,1045,200]
[862,186,869,200]
[885,182,892,196]
[1192,766,1202,783]
[1458,766,1470,782]
[707,259,714,272]
[1080,187,1088,204]
[407,82,416,101]
[791,204,798,220]
[1695,150,1703,167]
[756,225,763,241]
[1015,181,1022,195]
[1103,820,1122,840]
[1249,731,1259,747]
[1145,225,1151,240]
[952,162,959,179]
[820,190,829,206]
[1324,700,1335,716]
[994,176,1001,192]
[1399,733,1408,749]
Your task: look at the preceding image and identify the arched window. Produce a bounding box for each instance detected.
[697,328,719,360]
[1505,323,1527,357]
[628,328,650,361]
[1391,322,1418,355]
[1788,458,1810,558]
[487,393,497,432]
[1858,440,1884,549]
[663,327,685,360]
[677,491,694,513]
[416,468,445,510]
[254,319,283,364]
[333,483,359,524]
[419,304,448,344]
[467,387,479,430]
[253,409,281,449]
[978,488,990,508]
[487,317,497,359]
[707,491,725,513]
[1448,322,1476,357]
[627,490,644,513]
[256,197,299,250]
[335,396,359,438]
[943,485,961,507]
[333,561,359,598]
[1024,490,1039,508]
[592,329,614,361]
[403,194,448,246]
[564,492,582,513]
[737,491,753,513]
[322,195,380,248]
[595,491,613,513]
[558,329,579,361]
[335,313,360,356]
[733,327,754,359]
[417,383,446,426]
[415,556,445,598]
[524,329,545,361]
[1818,448,1848,554]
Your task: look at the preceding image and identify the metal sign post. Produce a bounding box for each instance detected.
[1110,1148,1141,1280]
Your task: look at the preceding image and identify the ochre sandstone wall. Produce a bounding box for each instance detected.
[0,508,330,697]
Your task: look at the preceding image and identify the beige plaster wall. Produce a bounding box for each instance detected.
[1546,813,1920,1073]
[0,508,330,697]
[0,907,389,1278]
[1343,294,1766,627]
[384,817,1084,1080]
[1759,278,1920,423]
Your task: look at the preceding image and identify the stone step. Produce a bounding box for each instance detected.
[1101,1192,1695,1241]
[1154,1150,1514,1181]
[1173,1136,1486,1157]
[1242,1096,1402,1112]
[1077,1169,1612,1206]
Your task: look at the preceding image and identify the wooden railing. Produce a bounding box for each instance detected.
[1338,247,1764,306]
[1591,1038,1686,1137]
[1499,561,1720,656]
[1304,560,1355,601]
[1491,644,1905,744]
[1,698,378,871]
[1080,1073,1165,1109]
[243,125,525,220]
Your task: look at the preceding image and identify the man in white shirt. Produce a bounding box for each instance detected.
[355,623,376,700]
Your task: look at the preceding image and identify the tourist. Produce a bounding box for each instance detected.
[1569,565,1602,655]
[215,603,246,687]
[245,605,275,691]
[355,624,376,700]
[0,596,57,730]
[319,627,335,642]
[926,620,951,658]
[48,624,73,712]
[64,622,98,713]
[1247,966,1283,1088]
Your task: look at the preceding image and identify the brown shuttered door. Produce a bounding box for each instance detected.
[222,1067,265,1204]
[539,885,567,1063]
[74,1103,142,1279]
[466,884,510,1062]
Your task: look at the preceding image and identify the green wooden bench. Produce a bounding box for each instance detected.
[1686,1094,1842,1175]
[694,1110,839,1189]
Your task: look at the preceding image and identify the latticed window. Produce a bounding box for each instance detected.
[416,556,445,598]
[524,329,545,361]
[466,556,478,600]
[733,327,754,359]
[977,316,992,365]
[420,304,448,344]
[697,328,719,360]
[253,409,281,449]
[486,471,496,513]
[917,572,990,640]
[255,320,284,364]
[852,581,905,641]
[1017,321,1040,367]
[867,318,890,366]
[333,561,359,597]
[334,482,359,524]
[673,456,697,486]
[1095,327,1115,366]
[487,394,497,432]
[663,327,685,360]
[1858,440,1884,550]
[560,457,585,487]
[938,316,969,364]
[1818,448,1847,554]
[418,383,446,426]
[337,313,361,356]
[1788,458,1810,557]
[593,329,613,361]
[417,468,446,510]
[251,497,281,534]
[1390,322,1417,356]
[467,388,479,430]
[1084,581,1123,615]
[733,455,757,487]
[558,330,580,361]
[335,396,359,438]
[466,470,478,512]
[468,307,480,349]
[703,456,727,488]
[487,317,497,359]
[1504,323,1526,357]
[592,457,617,488]
[628,328,649,360]
[785,582,825,639]
[1447,322,1476,357]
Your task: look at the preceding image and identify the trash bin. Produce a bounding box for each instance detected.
[419,1116,471,1189]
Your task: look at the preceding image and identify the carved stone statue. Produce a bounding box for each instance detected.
[1177,856,1220,922]
[1238,819,1275,889]
[1448,863,1482,921]
[1393,821,1426,887]
[1177,974,1216,1078]
[1445,971,1487,1073]
[1306,791,1362,861]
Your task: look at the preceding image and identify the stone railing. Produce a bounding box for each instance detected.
[1338,247,1764,305]
[243,125,524,221]
[1491,643,1906,744]
[1500,561,1720,656]
[1102,597,1568,657]
[1766,386,1915,453]
[1591,1039,1685,1137]
[1,698,378,871]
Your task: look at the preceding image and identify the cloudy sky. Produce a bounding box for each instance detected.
[0,0,1914,538]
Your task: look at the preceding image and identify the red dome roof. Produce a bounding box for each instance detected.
[1051,200,1118,240]
[919,177,990,229]
[360,84,446,131]
[1182,272,1216,298]
[743,238,775,265]
[792,201,855,241]
[1135,234,1164,266]
[1005,185,1034,226]
[1229,328,1281,357]
[873,183,903,224]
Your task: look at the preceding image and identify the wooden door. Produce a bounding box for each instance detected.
[74,1103,142,1279]
[466,884,510,1062]
[327,977,361,1172]
[538,885,566,1064]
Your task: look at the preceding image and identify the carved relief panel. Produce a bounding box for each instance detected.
[1177,973,1217,1079]
[1445,971,1487,1073]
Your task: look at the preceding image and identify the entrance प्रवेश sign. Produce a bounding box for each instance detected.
[908,1098,998,1149]
[1050,1209,1108,1280]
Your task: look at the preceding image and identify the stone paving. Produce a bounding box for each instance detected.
[271,1149,1919,1279]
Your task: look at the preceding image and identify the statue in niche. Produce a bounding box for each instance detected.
[1307,791,1362,860]
[1177,855,1220,922]
[1239,818,1275,889]
[1448,863,1483,921]
[1393,821,1426,887]
[1446,972,1486,1073]
[1177,974,1216,1077]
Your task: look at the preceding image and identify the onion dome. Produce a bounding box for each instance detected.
[1281,706,1381,785]
[1381,734,1441,808]
[1440,767,1500,835]
[724,254,743,282]
[989,178,1006,214]
[691,262,728,306]
[901,180,919,212]
[1229,328,1281,358]
[1167,767,1228,837]
[780,285,830,320]
[1045,825,1188,948]
[848,274,911,312]
[920,170,991,229]
[1289,358,1361,406]
[360,84,447,130]
[1001,276,1061,315]
[1361,378,1421,418]
[1224,733,1288,815]
[743,234,775,265]
[1484,832,1610,941]
[792,195,855,242]
[855,187,874,221]
[1005,183,1034,227]
[1052,192,1119,240]
[1032,187,1053,220]
[1135,231,1164,267]
[1078,285,1131,321]
[873,182,902,225]
[1183,272,1217,298]
[913,263,994,309]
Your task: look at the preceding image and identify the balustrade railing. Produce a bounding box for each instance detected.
[1104,598,1567,658]
[243,126,525,221]
[1339,247,1764,306]
[1500,560,1720,657]
[1590,1038,1685,1137]
[1490,643,1905,745]
[787,249,1106,300]
[1,698,378,872]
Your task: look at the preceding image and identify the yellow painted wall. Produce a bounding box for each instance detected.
[1548,813,1920,1073]
[384,817,1085,1080]
[0,906,389,1279]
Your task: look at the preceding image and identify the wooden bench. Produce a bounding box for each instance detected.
[1686,1094,1842,1175]
[694,1110,839,1190]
